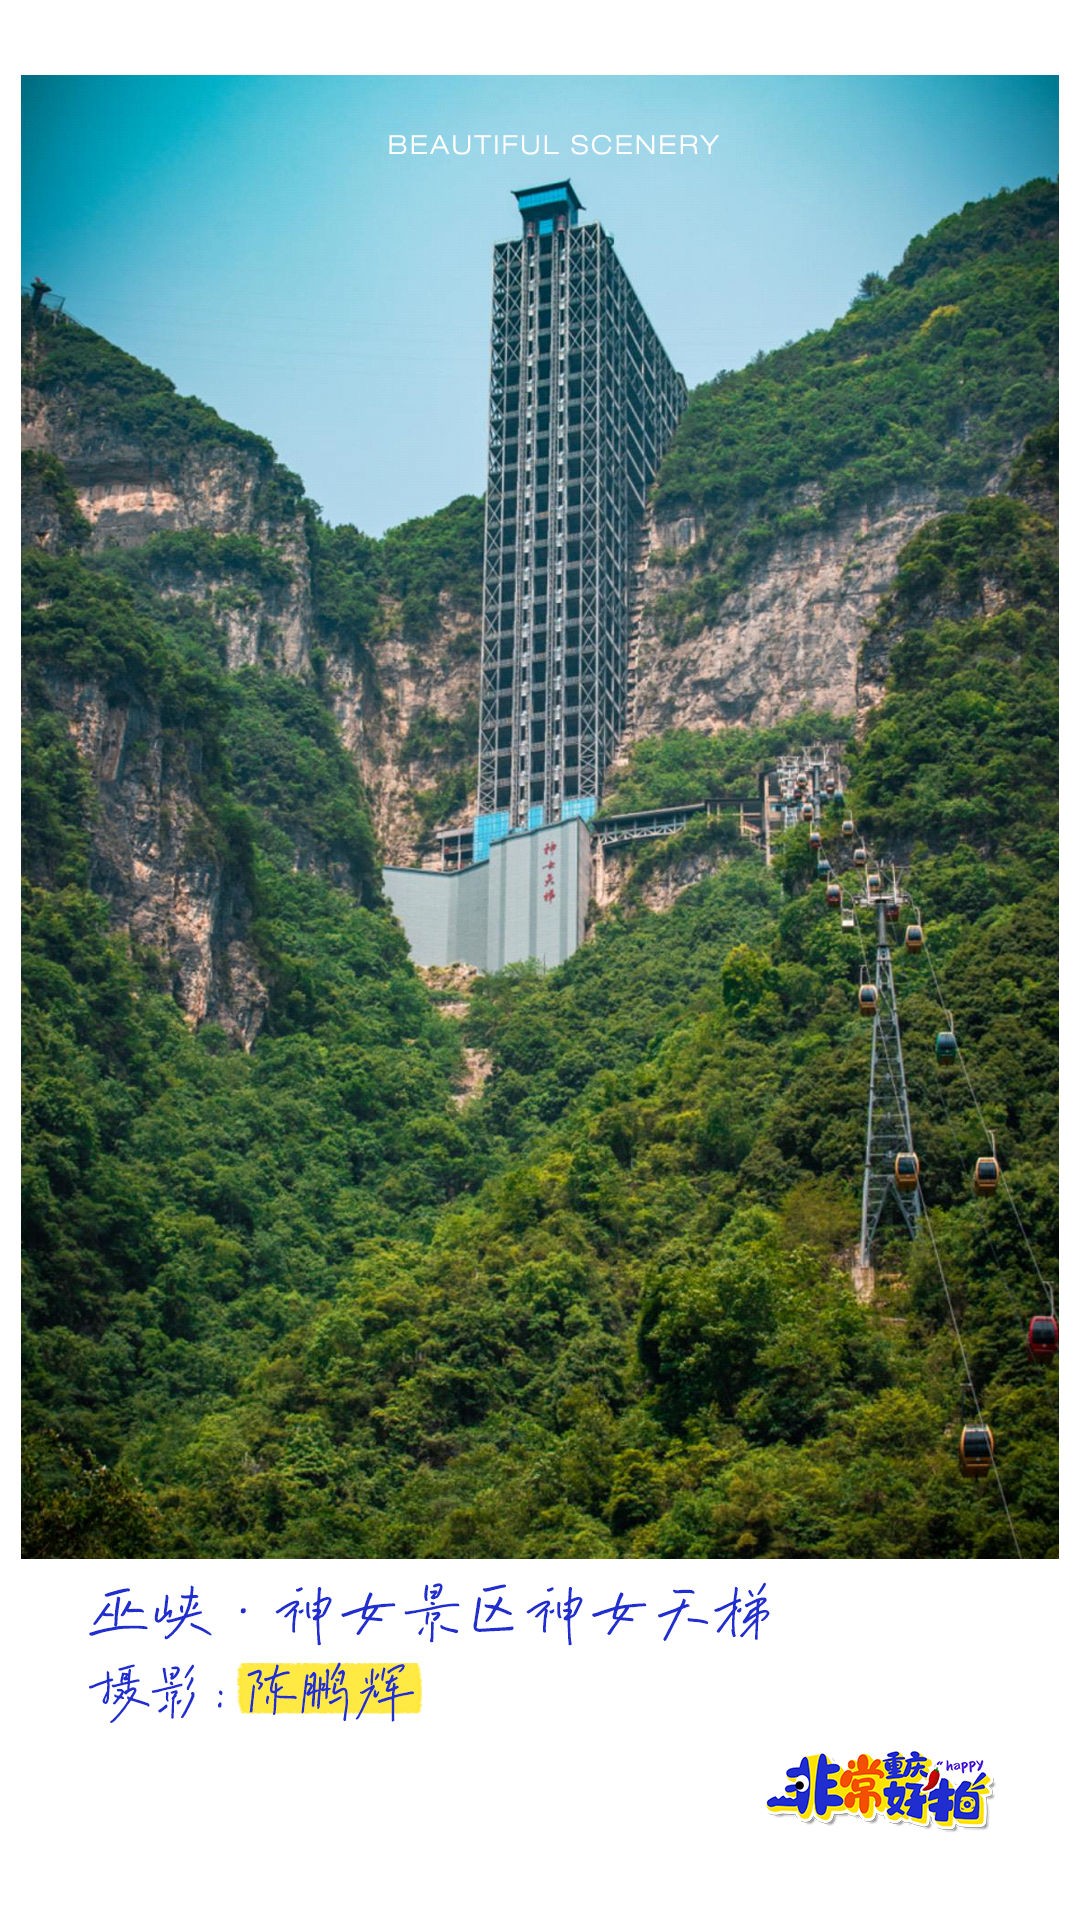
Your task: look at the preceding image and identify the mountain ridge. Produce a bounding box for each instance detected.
[21,181,1058,1558]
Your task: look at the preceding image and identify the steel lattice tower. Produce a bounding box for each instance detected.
[476,183,685,849]
[859,897,922,1267]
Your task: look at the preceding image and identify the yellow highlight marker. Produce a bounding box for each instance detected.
[238,1662,421,1718]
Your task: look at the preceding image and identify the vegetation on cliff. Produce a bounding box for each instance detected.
[22,450,1057,1557]
[651,179,1057,635]
[20,187,1057,1558]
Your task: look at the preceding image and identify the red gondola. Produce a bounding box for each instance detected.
[825,884,842,909]
[1027,1315,1058,1361]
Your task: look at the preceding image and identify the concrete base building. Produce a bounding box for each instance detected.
[382,181,684,973]
[383,816,591,972]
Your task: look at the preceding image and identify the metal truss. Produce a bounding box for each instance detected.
[859,897,922,1266]
[475,209,686,838]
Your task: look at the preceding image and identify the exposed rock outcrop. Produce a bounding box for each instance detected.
[39,669,267,1046]
[22,342,481,876]
[594,837,732,911]
[327,608,479,869]
[631,488,940,741]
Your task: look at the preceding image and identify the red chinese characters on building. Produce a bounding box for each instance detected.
[542,841,557,905]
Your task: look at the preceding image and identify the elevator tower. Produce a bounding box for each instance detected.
[474,182,685,859]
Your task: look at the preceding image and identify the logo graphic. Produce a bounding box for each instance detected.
[767,1752,991,1825]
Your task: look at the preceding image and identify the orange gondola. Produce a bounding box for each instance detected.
[973,1156,1000,1195]
[867,871,882,897]
[858,983,878,1015]
[894,1152,919,1191]
[959,1425,995,1477]
[905,924,924,953]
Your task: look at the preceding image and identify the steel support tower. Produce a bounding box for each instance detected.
[859,897,922,1267]
[476,183,685,850]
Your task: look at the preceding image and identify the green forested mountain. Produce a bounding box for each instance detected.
[650,177,1057,633]
[21,185,1057,1558]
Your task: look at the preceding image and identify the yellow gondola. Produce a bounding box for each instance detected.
[842,818,855,838]
[973,1156,1000,1195]
[959,1425,995,1477]
[858,983,878,1015]
[853,844,867,866]
[904,924,924,953]
[894,1152,919,1191]
[867,871,882,896]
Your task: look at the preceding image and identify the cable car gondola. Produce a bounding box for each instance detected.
[826,884,842,909]
[905,923,924,954]
[858,983,878,1015]
[801,802,814,823]
[867,871,882,897]
[809,829,821,849]
[935,1030,958,1063]
[841,910,855,931]
[959,1425,995,1477]
[1027,1315,1058,1361]
[853,844,868,866]
[894,1152,919,1192]
[842,818,855,839]
[817,858,831,877]
[884,899,899,922]
[973,1156,1000,1195]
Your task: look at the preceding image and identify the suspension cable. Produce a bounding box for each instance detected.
[916,1194,1023,1559]
[848,882,1025,1554]
[921,943,1055,1316]
[906,1060,1030,1336]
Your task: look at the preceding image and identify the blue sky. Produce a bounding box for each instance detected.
[22,75,1057,536]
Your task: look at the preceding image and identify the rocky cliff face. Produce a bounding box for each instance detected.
[39,667,267,1045]
[631,487,941,743]
[22,334,481,896]
[326,606,479,870]
[593,837,733,911]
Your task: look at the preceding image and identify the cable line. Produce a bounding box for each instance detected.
[922,943,1055,1316]
[916,1194,1023,1560]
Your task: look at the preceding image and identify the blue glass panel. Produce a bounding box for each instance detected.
[473,810,510,864]
[560,795,597,823]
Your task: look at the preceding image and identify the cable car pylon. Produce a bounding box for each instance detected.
[854,870,921,1295]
